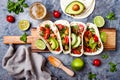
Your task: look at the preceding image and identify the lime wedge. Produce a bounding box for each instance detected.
[18,20,30,31]
[100,31,107,43]
[93,16,105,27]
[35,39,46,50]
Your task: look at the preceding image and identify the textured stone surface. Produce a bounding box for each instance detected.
[0,0,120,80]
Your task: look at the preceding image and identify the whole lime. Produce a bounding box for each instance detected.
[71,58,84,71]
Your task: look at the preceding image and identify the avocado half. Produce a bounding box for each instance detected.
[65,1,85,15]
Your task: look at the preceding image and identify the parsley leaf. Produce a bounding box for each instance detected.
[22,3,29,8]
[88,72,96,80]
[109,62,117,72]
[101,54,109,59]
[7,0,29,14]
[20,32,27,42]
[106,12,115,20]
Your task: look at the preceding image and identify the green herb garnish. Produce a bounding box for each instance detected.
[109,62,117,72]
[88,72,96,80]
[45,24,50,28]
[20,32,27,42]
[89,28,95,34]
[106,12,115,20]
[7,0,29,14]
[101,54,109,59]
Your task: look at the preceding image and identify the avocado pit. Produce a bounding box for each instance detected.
[72,4,80,11]
[65,1,85,15]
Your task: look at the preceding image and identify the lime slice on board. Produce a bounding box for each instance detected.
[35,39,46,50]
[93,16,105,27]
[18,20,30,31]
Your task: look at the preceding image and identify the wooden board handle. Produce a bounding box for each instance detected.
[3,36,33,44]
[59,64,74,77]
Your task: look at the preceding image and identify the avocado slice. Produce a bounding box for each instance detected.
[65,1,85,15]
[89,37,97,50]
[71,33,77,46]
[72,36,81,49]
[49,38,59,50]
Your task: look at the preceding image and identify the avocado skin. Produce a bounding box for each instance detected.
[65,1,85,15]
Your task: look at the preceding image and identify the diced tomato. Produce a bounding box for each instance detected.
[56,47,60,51]
[44,33,49,39]
[64,36,69,44]
[45,28,50,34]
[84,47,91,52]
[72,49,81,54]
[40,27,45,31]
[94,35,98,42]
[84,31,90,36]
[56,24,64,30]
[78,24,84,32]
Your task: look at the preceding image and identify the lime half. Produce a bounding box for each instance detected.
[93,16,105,27]
[35,39,46,50]
[18,20,30,31]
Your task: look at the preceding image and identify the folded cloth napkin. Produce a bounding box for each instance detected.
[2,45,55,80]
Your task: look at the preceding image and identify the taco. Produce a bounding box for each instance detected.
[83,23,103,55]
[70,22,87,57]
[37,20,62,54]
[54,20,71,54]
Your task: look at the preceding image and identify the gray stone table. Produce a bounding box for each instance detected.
[0,0,120,80]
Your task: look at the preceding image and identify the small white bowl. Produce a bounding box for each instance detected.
[60,0,95,19]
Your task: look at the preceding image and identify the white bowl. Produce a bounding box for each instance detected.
[60,0,95,19]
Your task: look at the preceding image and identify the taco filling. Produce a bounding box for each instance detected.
[39,24,60,51]
[84,27,101,52]
[56,24,69,51]
[71,24,84,54]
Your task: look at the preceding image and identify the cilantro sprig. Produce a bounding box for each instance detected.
[109,62,120,72]
[7,0,29,14]
[88,72,97,80]
[101,54,109,59]
[106,12,115,20]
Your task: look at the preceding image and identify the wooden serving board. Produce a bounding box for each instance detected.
[3,28,116,52]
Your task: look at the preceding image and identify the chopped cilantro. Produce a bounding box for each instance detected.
[106,12,115,20]
[109,62,117,72]
[101,54,109,59]
[20,32,27,42]
[45,24,50,28]
[88,72,96,80]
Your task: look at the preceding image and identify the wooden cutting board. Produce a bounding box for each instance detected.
[3,28,116,52]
